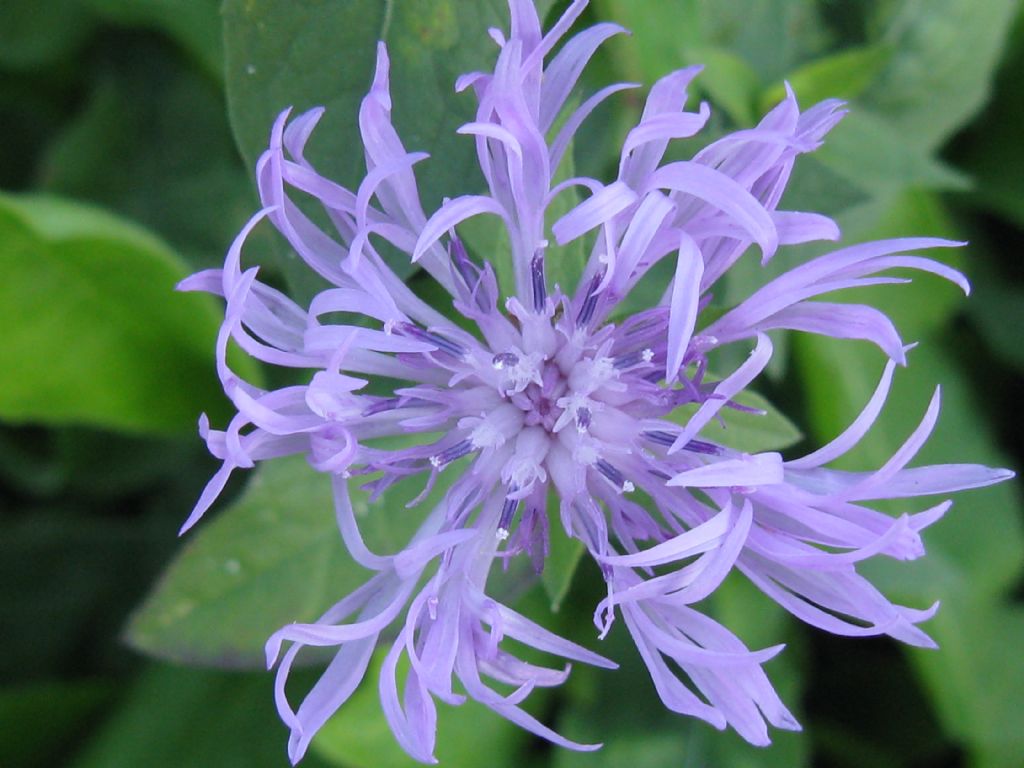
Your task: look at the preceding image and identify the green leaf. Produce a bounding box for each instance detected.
[40,42,267,271]
[79,0,223,81]
[592,0,704,82]
[126,453,453,667]
[0,0,94,70]
[0,680,113,768]
[761,44,891,113]
[0,193,244,435]
[863,0,1019,151]
[909,599,1024,764]
[0,504,174,682]
[951,11,1024,228]
[683,46,762,126]
[965,257,1024,374]
[776,155,869,218]
[814,110,968,195]
[223,0,553,301]
[313,647,528,768]
[665,388,803,455]
[67,663,334,768]
[542,492,587,612]
[689,0,831,86]
[596,0,829,90]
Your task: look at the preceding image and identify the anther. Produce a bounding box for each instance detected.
[492,351,520,370]
[576,406,592,433]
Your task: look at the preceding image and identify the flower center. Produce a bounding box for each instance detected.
[519,362,568,430]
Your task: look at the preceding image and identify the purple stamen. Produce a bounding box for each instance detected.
[595,458,634,492]
[642,430,721,455]
[613,348,655,370]
[683,439,720,455]
[531,252,547,312]
[496,493,520,540]
[576,270,605,327]
[641,429,676,447]
[430,439,474,469]
[449,237,492,313]
[361,396,402,417]
[398,322,467,358]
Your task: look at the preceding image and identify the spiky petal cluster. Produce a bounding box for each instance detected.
[180,0,1013,762]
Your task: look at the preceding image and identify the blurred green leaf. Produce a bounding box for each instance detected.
[0,0,94,70]
[40,41,266,271]
[863,0,1019,151]
[313,647,527,768]
[666,388,803,455]
[685,46,762,126]
[910,599,1024,764]
[0,425,209,501]
[223,0,552,302]
[593,0,704,83]
[68,663,333,768]
[814,111,968,194]
[775,155,869,217]
[691,0,831,85]
[542,493,587,612]
[0,506,173,682]
[127,454,453,667]
[965,258,1024,373]
[0,679,113,768]
[952,11,1024,227]
[0,193,243,434]
[597,0,829,89]
[761,44,891,112]
[79,0,223,81]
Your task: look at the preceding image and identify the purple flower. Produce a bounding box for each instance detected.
[180,0,1013,762]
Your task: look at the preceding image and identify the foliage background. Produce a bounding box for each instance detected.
[1,1,1023,766]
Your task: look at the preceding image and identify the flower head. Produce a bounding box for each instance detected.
[180,0,1013,762]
